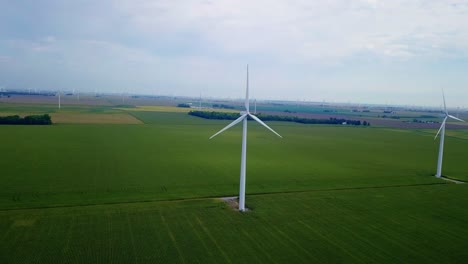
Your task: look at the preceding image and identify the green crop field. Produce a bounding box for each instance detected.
[1,104,468,263]
[2,185,468,263]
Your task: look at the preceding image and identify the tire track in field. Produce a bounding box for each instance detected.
[240,229,278,264]
[0,221,15,243]
[309,197,433,263]
[194,216,232,264]
[160,214,186,264]
[293,199,399,262]
[300,203,392,263]
[184,214,215,260]
[377,214,443,263]
[61,216,75,258]
[106,212,115,263]
[126,214,139,264]
[296,219,362,263]
[253,218,319,263]
[145,213,170,263]
[307,198,404,262]
[37,216,56,263]
[266,221,319,262]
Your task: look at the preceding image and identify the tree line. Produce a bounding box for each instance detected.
[0,114,52,125]
[212,104,235,109]
[188,111,369,126]
[177,103,191,108]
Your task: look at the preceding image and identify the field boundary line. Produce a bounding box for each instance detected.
[127,111,146,124]
[245,182,449,198]
[0,182,451,212]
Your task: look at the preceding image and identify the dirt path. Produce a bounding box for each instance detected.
[219,196,241,210]
[440,177,466,184]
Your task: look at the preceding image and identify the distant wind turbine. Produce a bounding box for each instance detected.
[199,93,202,109]
[254,99,257,114]
[210,65,282,211]
[434,91,465,178]
[57,91,61,109]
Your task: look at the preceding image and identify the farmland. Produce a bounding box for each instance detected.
[1,100,468,263]
[1,185,468,263]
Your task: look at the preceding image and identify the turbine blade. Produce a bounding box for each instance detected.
[448,114,465,122]
[209,114,247,139]
[442,89,448,115]
[434,117,447,140]
[248,114,282,138]
[245,64,250,112]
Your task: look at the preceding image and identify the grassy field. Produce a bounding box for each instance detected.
[0,103,142,124]
[3,111,466,209]
[1,104,468,263]
[1,184,467,263]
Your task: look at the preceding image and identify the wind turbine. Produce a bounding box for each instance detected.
[434,91,465,177]
[210,65,282,211]
[199,93,202,109]
[254,99,257,114]
[57,91,61,109]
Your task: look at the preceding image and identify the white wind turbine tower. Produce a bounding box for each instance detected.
[57,91,61,109]
[199,93,202,109]
[254,99,257,114]
[434,91,465,178]
[210,65,282,211]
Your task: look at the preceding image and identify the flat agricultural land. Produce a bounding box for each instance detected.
[0,103,142,124]
[1,103,468,263]
[50,113,142,124]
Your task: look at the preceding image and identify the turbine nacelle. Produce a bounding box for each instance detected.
[211,65,281,140]
[435,91,465,140]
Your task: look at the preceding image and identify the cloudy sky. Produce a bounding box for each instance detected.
[1,0,468,107]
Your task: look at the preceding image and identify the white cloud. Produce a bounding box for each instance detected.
[112,0,468,62]
[2,0,468,106]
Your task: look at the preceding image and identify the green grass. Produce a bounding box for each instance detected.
[1,184,468,263]
[2,111,467,209]
[416,128,468,141]
[1,109,468,263]
[1,111,467,210]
